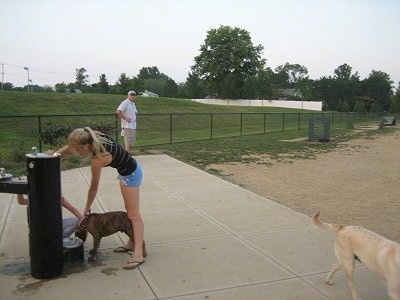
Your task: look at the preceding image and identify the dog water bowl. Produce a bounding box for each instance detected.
[63,237,82,248]
[63,237,84,264]
[0,174,13,180]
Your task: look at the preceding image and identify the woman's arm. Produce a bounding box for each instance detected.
[61,196,84,221]
[83,161,102,216]
[46,144,70,156]
[56,145,70,155]
[82,154,112,216]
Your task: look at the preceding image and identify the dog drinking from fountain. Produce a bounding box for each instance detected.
[75,211,147,262]
[312,211,400,300]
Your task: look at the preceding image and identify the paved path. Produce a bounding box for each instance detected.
[0,155,386,299]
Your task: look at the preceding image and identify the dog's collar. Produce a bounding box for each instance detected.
[80,215,89,231]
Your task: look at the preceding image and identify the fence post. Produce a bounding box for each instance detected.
[263,113,266,133]
[210,113,213,139]
[115,113,119,142]
[38,115,42,152]
[240,113,243,136]
[169,114,173,144]
[298,113,301,129]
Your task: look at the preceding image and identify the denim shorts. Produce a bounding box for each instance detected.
[117,163,143,187]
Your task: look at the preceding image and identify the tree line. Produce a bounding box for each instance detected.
[3,25,399,113]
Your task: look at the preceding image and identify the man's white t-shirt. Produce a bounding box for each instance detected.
[117,99,138,129]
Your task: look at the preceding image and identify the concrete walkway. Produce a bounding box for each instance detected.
[0,154,386,299]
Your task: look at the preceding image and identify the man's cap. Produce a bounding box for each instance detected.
[128,91,136,96]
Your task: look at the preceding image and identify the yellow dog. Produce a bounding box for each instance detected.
[312,211,400,300]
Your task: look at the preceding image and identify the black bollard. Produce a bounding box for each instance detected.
[27,153,63,279]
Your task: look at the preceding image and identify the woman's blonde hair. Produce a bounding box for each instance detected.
[68,127,108,155]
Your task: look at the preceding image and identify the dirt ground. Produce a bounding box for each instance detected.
[208,127,400,243]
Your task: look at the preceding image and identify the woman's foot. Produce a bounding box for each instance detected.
[123,259,144,270]
[113,246,132,253]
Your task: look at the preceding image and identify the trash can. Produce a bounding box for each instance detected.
[26,153,63,279]
[308,117,330,141]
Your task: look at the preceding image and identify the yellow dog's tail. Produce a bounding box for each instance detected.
[312,211,343,233]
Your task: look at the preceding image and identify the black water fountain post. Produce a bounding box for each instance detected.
[26,148,63,279]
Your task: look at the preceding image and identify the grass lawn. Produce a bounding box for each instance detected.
[0,91,385,176]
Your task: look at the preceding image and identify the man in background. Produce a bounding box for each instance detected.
[116,91,138,152]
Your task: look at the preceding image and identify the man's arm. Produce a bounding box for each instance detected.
[116,109,131,122]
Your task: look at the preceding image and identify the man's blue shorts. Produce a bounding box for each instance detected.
[117,163,143,187]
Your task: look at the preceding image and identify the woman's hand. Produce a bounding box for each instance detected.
[83,208,91,217]
[78,215,86,226]
[46,145,69,156]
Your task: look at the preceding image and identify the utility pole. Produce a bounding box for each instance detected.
[24,66,30,92]
[1,63,4,90]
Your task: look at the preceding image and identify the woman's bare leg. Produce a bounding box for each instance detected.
[119,182,144,265]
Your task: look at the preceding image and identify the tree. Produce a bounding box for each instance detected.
[311,76,336,109]
[75,67,89,91]
[274,62,308,88]
[270,66,289,89]
[340,100,350,112]
[2,82,14,91]
[55,82,67,93]
[131,77,144,93]
[116,73,130,94]
[242,76,258,99]
[162,77,179,97]
[138,66,165,80]
[67,82,76,93]
[218,73,242,99]
[137,66,175,96]
[142,78,166,95]
[98,74,109,94]
[354,96,375,112]
[389,88,400,113]
[296,77,313,100]
[310,64,362,111]
[334,63,353,80]
[191,25,266,99]
[242,69,273,99]
[183,72,207,99]
[362,70,393,111]
[353,101,366,112]
[331,64,361,111]
[255,69,274,99]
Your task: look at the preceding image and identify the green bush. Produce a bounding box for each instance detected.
[40,124,72,146]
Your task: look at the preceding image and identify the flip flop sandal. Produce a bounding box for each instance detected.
[123,260,144,270]
[113,246,131,253]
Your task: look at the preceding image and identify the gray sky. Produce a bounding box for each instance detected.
[1,0,399,89]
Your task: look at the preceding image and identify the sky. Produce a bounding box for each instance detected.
[1,0,399,89]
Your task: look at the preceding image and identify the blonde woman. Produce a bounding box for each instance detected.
[48,127,144,270]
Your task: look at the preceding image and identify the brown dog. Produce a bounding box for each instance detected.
[312,211,400,300]
[75,211,147,261]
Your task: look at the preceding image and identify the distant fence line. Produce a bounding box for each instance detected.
[191,99,323,111]
[0,111,380,153]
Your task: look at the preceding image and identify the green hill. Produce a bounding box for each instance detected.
[0,91,309,115]
[1,91,383,177]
